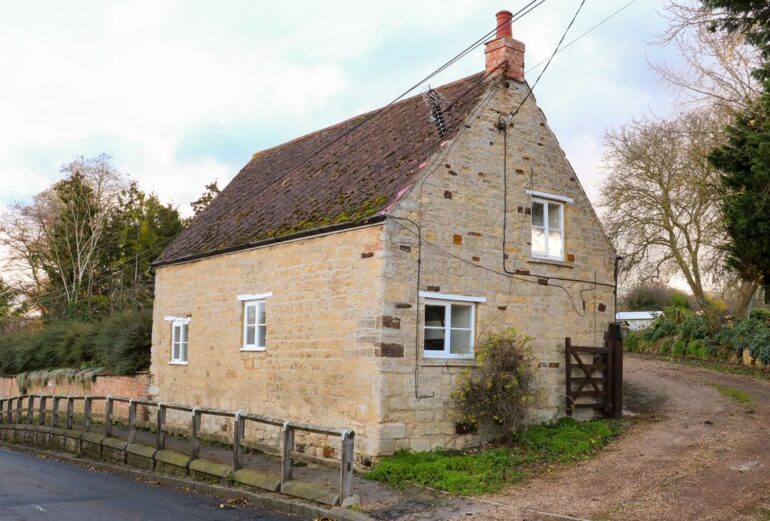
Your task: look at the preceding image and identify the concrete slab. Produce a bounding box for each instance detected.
[282,480,340,506]
[231,468,281,492]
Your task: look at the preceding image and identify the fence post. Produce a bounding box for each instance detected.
[27,396,35,424]
[190,407,201,459]
[84,397,92,432]
[610,323,624,419]
[52,397,60,427]
[156,403,166,451]
[66,397,74,430]
[190,408,201,461]
[104,396,113,437]
[128,400,137,444]
[39,396,47,426]
[281,421,294,488]
[340,430,355,504]
[565,337,573,416]
[232,412,244,472]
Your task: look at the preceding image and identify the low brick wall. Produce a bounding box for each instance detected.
[0,373,150,417]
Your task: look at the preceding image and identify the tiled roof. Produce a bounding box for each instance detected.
[156,72,490,265]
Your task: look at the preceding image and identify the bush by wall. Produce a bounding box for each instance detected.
[451,328,538,438]
[0,309,152,377]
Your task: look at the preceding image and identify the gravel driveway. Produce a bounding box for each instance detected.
[465,355,770,521]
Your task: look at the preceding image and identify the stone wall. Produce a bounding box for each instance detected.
[375,78,617,454]
[150,225,387,462]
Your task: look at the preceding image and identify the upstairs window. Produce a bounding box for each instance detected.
[168,319,189,364]
[242,300,267,351]
[238,292,271,351]
[531,198,564,260]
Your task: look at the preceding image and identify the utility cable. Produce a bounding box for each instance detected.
[22,1,549,310]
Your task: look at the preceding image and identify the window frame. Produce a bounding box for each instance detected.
[168,318,190,365]
[241,299,267,352]
[531,197,565,261]
[422,299,477,360]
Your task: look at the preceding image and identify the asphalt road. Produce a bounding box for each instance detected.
[0,448,296,521]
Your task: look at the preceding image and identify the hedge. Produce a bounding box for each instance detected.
[0,309,152,376]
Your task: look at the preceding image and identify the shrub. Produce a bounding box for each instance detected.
[0,309,151,377]
[679,314,710,343]
[452,328,538,438]
[622,284,690,312]
[686,340,706,359]
[659,339,672,355]
[672,339,687,357]
[664,294,692,324]
[624,332,641,352]
[749,308,770,323]
[644,317,678,342]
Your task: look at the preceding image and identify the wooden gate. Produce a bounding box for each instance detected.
[565,323,623,419]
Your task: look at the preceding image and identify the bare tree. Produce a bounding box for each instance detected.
[600,111,727,312]
[0,155,125,316]
[653,1,762,117]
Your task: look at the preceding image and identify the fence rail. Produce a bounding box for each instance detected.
[0,393,354,504]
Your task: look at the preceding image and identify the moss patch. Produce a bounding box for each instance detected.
[713,384,753,405]
[364,418,620,495]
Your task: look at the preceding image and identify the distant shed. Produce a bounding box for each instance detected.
[616,311,663,331]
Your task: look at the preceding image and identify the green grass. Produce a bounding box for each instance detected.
[713,384,753,405]
[364,417,620,495]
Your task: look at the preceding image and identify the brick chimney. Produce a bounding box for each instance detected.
[484,10,525,82]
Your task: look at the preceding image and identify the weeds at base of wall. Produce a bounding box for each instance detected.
[364,417,622,495]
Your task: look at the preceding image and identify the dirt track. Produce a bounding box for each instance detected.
[467,356,770,521]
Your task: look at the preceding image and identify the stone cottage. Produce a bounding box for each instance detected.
[150,11,617,461]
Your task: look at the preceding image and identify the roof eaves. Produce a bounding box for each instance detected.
[152,214,387,268]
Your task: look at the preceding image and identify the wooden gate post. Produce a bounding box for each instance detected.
[565,337,573,416]
[610,323,624,418]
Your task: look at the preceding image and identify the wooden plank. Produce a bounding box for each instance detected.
[572,391,603,398]
[570,364,606,371]
[571,377,606,385]
[569,346,610,354]
[574,402,606,409]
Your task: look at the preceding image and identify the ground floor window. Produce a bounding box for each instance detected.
[421,293,480,359]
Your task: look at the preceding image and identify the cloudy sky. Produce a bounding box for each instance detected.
[0,0,681,216]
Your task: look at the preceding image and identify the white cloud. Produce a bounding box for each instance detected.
[0,0,677,219]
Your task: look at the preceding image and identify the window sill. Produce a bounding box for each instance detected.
[421,358,476,367]
[168,361,188,366]
[526,256,573,268]
[240,347,267,353]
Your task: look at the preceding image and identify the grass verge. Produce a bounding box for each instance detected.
[364,417,621,495]
[713,384,753,405]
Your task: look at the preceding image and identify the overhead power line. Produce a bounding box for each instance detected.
[21,1,549,309]
[526,0,638,73]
